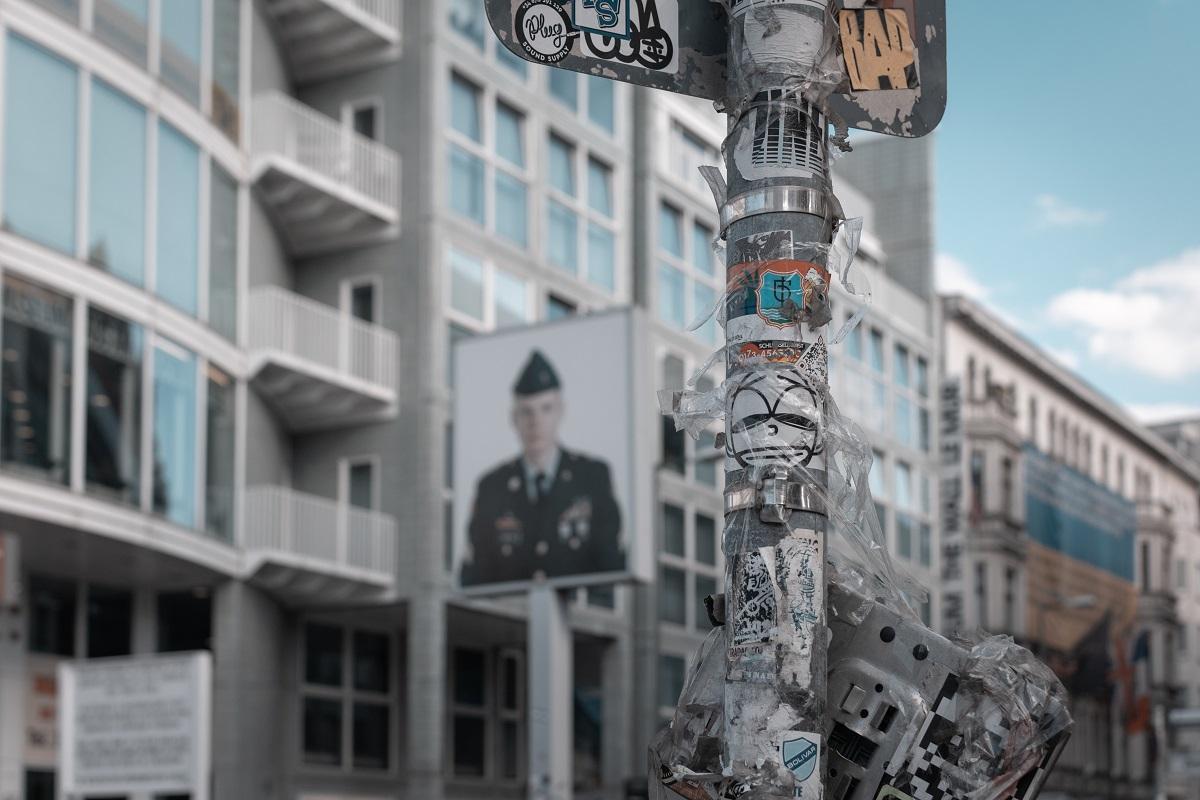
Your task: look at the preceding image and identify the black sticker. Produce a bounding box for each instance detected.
[515,0,578,64]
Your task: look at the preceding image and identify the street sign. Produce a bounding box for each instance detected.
[485,0,946,137]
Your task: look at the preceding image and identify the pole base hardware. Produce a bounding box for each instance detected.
[720,186,829,238]
[724,471,827,523]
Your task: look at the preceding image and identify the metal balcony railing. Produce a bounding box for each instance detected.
[251,91,400,215]
[244,485,397,578]
[249,286,399,394]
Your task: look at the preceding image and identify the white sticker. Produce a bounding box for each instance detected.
[577,0,678,74]
[730,0,826,17]
[781,732,822,796]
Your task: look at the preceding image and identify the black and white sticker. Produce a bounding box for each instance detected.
[515,0,578,64]
[578,0,678,74]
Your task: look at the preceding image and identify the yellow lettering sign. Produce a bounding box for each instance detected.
[839,8,918,92]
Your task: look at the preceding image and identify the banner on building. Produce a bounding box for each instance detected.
[59,651,211,798]
[453,310,651,593]
[938,376,965,635]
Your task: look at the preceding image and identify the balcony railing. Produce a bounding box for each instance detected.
[262,0,401,83]
[244,485,397,580]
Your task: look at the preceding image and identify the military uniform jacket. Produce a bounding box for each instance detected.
[462,449,623,586]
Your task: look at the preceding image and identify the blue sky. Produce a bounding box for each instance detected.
[932,0,1200,422]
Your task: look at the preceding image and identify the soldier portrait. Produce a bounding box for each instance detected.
[459,349,625,587]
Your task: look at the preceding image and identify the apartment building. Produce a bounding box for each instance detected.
[941,296,1200,800]
[0,1,944,797]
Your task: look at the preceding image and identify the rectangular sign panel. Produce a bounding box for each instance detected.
[485,0,947,138]
[453,310,650,594]
[60,652,212,798]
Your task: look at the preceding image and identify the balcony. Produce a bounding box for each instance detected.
[248,286,399,431]
[251,92,400,255]
[261,0,401,83]
[243,485,398,603]
[1137,500,1175,539]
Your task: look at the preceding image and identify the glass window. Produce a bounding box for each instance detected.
[587,224,615,293]
[495,172,528,247]
[304,698,342,765]
[306,623,344,686]
[548,135,576,196]
[587,158,613,216]
[695,513,716,565]
[157,122,200,314]
[353,631,390,693]
[693,283,717,344]
[658,264,686,328]
[918,408,930,453]
[343,461,372,511]
[549,70,578,109]
[159,0,201,104]
[691,223,715,274]
[449,145,485,224]
[586,585,615,609]
[449,0,486,47]
[450,75,482,141]
[868,329,885,373]
[919,523,932,567]
[494,269,528,329]
[659,566,686,625]
[662,503,685,556]
[89,79,146,285]
[869,449,885,497]
[205,365,235,542]
[211,0,240,139]
[659,203,683,257]
[695,574,717,631]
[95,0,149,66]
[587,75,615,132]
[895,461,913,511]
[29,575,76,656]
[453,715,486,776]
[29,0,79,23]
[4,35,78,254]
[894,344,910,387]
[351,284,375,323]
[845,323,862,361]
[449,250,484,320]
[496,43,528,76]
[894,395,913,446]
[695,430,718,487]
[351,103,378,140]
[353,702,389,769]
[209,166,238,340]
[495,103,524,167]
[1,276,73,484]
[156,590,210,651]
[661,357,686,474]
[86,585,132,658]
[547,200,578,271]
[25,770,55,800]
[658,655,685,708]
[153,344,197,526]
[896,513,913,559]
[86,308,143,505]
[546,295,576,321]
[454,649,487,706]
[916,357,929,397]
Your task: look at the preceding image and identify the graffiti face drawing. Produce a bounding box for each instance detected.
[728,369,822,467]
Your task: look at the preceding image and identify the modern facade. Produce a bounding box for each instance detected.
[0,1,942,798]
[940,296,1200,800]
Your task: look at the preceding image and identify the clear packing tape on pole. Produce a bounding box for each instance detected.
[653,216,1074,799]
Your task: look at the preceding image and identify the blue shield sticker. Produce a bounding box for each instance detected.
[782,735,819,782]
[757,270,803,328]
[573,0,631,39]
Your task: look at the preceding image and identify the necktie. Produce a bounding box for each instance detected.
[534,472,549,504]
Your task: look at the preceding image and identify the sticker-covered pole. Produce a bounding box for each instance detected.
[720,2,836,797]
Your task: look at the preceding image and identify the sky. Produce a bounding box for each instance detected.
[931,0,1200,423]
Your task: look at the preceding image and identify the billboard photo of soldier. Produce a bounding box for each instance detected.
[453,313,636,592]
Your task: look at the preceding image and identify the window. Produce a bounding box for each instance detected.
[29,576,76,656]
[659,203,684,258]
[157,122,200,314]
[546,295,576,321]
[695,574,717,630]
[658,655,685,709]
[1001,457,1014,518]
[446,250,531,331]
[659,565,687,625]
[894,461,913,510]
[205,365,235,542]
[349,282,377,324]
[1,276,73,484]
[449,0,487,48]
[695,429,718,486]
[4,35,78,254]
[304,624,394,770]
[89,79,146,285]
[657,263,686,328]
[975,562,988,629]
[695,513,716,565]
[1004,567,1017,632]
[549,70,577,109]
[30,0,78,23]
[157,589,211,652]
[451,647,492,778]
[348,460,376,510]
[1028,396,1038,445]
[350,101,379,140]
[669,122,719,197]
[916,357,928,397]
[1141,541,1151,591]
[494,103,528,246]
[86,308,143,506]
[845,324,863,361]
[159,0,202,104]
[587,75,615,133]
[449,75,485,224]
[919,523,932,567]
[897,513,913,559]
[210,0,241,139]
[660,356,686,474]
[691,223,715,275]
[449,250,485,320]
[894,344,910,387]
[209,166,239,340]
[868,329,885,373]
[94,0,148,64]
[586,159,616,290]
[969,450,985,518]
[869,449,886,497]
[153,342,198,526]
[546,136,579,271]
[493,269,528,329]
[86,585,132,658]
[662,503,685,556]
[497,43,528,77]
[894,395,913,447]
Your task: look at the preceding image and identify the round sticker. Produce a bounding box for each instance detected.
[515,0,577,64]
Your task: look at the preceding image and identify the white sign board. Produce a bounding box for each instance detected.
[59,651,211,798]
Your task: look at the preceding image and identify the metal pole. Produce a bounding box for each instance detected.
[721,3,835,797]
[528,583,573,800]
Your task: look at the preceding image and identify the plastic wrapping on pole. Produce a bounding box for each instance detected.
[648,2,1073,799]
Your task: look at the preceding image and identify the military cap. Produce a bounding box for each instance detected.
[513,350,561,395]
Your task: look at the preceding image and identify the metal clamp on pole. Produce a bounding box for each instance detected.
[724,472,828,523]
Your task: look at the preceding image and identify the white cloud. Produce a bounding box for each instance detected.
[1045,347,1081,371]
[1047,248,1200,380]
[935,253,989,300]
[1034,194,1107,228]
[1128,403,1200,425]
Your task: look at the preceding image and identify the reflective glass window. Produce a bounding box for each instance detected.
[4,35,77,254]
[353,631,390,693]
[450,75,482,141]
[587,224,615,293]
[209,165,239,340]
[695,513,716,565]
[691,223,715,274]
[662,503,684,556]
[211,0,240,139]
[449,146,485,224]
[695,574,717,631]
[29,575,76,656]
[157,122,200,314]
[89,79,146,286]
[205,365,235,541]
[547,200,577,271]
[449,0,487,48]
[304,698,342,765]
[30,0,79,23]
[695,430,718,486]
[86,584,132,658]
[349,462,374,509]
[86,308,143,505]
[587,76,615,133]
[693,283,717,344]
[549,70,577,109]
[306,623,344,686]
[869,329,885,372]
[449,250,484,320]
[659,566,686,625]
[353,703,389,769]
[160,0,202,104]
[587,158,613,216]
[497,43,528,77]
[657,263,686,327]
[659,204,683,258]
[494,269,528,329]
[495,103,524,167]
[95,0,149,66]
[548,135,576,196]
[156,589,211,651]
[658,655,685,707]
[153,343,197,526]
[495,172,528,247]
[1,276,72,484]
[894,343,910,387]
